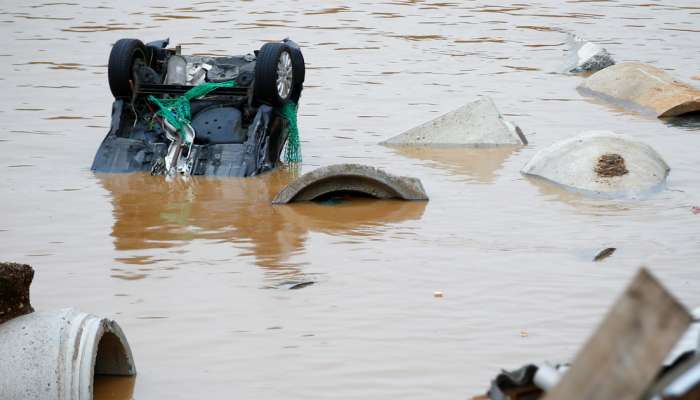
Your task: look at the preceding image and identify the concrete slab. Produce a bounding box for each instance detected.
[521,131,669,197]
[579,62,700,117]
[381,96,526,146]
[272,164,428,204]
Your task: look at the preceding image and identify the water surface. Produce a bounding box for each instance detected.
[1,1,699,399]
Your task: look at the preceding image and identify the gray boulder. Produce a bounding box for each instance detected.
[381,96,526,146]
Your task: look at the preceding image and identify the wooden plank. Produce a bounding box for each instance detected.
[544,268,692,400]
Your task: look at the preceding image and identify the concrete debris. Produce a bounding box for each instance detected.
[521,131,669,197]
[381,96,527,146]
[579,62,700,117]
[272,164,429,204]
[564,33,615,74]
[0,308,136,400]
[0,262,34,324]
[474,269,697,400]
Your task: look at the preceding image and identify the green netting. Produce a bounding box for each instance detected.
[280,102,302,163]
[149,79,302,164]
[148,81,237,145]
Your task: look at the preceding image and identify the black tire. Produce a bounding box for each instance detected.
[288,46,305,103]
[108,39,147,98]
[254,42,296,107]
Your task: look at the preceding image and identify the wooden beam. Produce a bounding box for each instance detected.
[544,268,692,400]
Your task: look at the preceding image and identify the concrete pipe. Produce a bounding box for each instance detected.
[0,308,136,400]
[579,62,700,117]
[272,164,429,204]
[521,131,669,198]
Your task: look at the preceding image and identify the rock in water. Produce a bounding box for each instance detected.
[579,62,700,117]
[565,33,615,74]
[521,131,669,197]
[381,96,526,146]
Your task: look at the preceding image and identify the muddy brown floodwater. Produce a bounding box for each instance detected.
[1,1,700,399]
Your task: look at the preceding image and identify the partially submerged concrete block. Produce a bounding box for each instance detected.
[522,131,669,197]
[381,96,527,146]
[0,262,34,324]
[564,33,615,74]
[0,308,136,400]
[579,62,700,117]
[272,164,428,204]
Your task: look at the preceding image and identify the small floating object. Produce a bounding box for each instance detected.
[579,62,700,117]
[433,291,444,298]
[272,164,429,204]
[289,281,315,290]
[381,96,527,146]
[594,247,616,262]
[522,131,669,197]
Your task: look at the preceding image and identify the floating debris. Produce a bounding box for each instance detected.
[593,247,616,262]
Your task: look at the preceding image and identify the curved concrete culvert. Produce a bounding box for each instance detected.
[380,96,527,146]
[521,131,670,197]
[272,164,428,204]
[0,308,136,400]
[563,33,615,74]
[579,62,700,117]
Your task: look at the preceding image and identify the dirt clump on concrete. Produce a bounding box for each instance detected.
[595,153,629,177]
[0,262,35,324]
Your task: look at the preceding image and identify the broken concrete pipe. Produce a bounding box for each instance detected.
[0,262,136,400]
[272,164,428,204]
[579,62,700,117]
[381,96,527,146]
[521,131,669,197]
[563,33,615,74]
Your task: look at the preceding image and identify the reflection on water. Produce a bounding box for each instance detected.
[663,112,700,131]
[97,171,426,271]
[93,375,135,400]
[389,146,519,183]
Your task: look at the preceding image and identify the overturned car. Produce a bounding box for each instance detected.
[91,38,305,177]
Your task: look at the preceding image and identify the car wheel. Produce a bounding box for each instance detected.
[288,45,305,103]
[108,38,147,98]
[254,42,296,106]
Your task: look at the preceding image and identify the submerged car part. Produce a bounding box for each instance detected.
[92,38,305,177]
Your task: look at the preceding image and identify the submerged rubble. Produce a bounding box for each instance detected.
[579,62,700,118]
[563,33,615,74]
[521,131,670,197]
[381,96,527,146]
[272,164,429,204]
